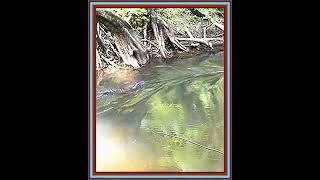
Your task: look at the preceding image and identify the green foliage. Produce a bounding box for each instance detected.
[106,8,223,36]
[159,8,224,33]
[196,8,224,22]
[109,8,149,35]
[158,8,194,33]
[141,93,186,135]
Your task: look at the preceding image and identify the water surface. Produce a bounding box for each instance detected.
[96,52,224,172]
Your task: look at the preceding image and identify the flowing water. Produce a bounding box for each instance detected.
[96,52,224,172]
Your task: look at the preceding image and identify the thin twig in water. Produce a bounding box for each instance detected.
[149,129,224,155]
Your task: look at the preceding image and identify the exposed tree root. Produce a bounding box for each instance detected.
[97,9,148,69]
[141,39,160,50]
[150,9,188,59]
[184,25,194,39]
[95,9,224,70]
[150,12,168,58]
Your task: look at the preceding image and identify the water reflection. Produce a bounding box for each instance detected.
[96,52,224,172]
[96,125,157,171]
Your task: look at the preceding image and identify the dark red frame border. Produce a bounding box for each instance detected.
[89,2,231,178]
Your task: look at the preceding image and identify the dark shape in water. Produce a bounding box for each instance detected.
[97,80,146,98]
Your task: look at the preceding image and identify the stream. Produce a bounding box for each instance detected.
[96,51,224,172]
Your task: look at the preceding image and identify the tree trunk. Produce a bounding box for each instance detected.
[96,9,149,68]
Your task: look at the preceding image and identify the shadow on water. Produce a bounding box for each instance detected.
[96,52,224,172]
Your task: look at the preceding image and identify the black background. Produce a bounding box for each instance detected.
[3,0,299,179]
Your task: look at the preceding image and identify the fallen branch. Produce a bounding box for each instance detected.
[177,37,223,47]
[150,129,224,155]
[178,37,223,41]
